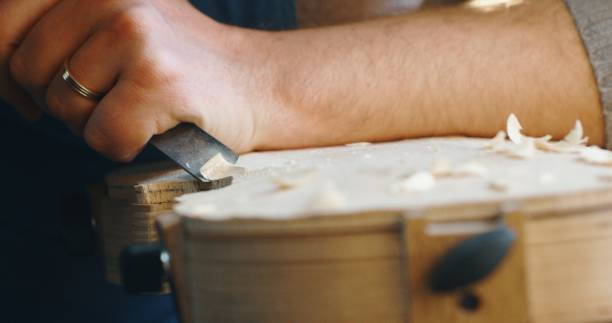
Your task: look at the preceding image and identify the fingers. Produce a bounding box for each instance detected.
[9,0,119,105]
[83,80,178,161]
[0,0,59,47]
[45,29,126,134]
[0,0,59,119]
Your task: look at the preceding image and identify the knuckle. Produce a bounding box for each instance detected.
[107,6,152,43]
[9,53,45,89]
[135,54,181,89]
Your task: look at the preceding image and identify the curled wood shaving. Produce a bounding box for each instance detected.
[578,146,612,166]
[538,120,588,153]
[533,121,587,153]
[454,162,489,177]
[430,158,453,177]
[430,159,488,178]
[200,153,246,180]
[507,114,524,144]
[500,115,588,156]
[534,137,565,153]
[563,120,588,145]
[504,137,536,159]
[484,131,507,151]
[309,181,347,211]
[392,171,436,193]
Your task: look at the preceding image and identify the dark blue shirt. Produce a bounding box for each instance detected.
[0,2,296,323]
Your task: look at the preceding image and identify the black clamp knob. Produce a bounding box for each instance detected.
[120,243,169,294]
[428,226,515,293]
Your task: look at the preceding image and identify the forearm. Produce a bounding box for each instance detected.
[253,0,604,149]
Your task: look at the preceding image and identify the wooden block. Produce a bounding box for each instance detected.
[405,213,528,323]
[95,162,230,287]
[105,161,231,204]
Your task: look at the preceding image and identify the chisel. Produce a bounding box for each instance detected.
[149,123,238,182]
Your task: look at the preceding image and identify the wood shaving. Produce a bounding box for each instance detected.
[272,169,316,190]
[489,179,510,192]
[430,159,488,178]
[578,146,612,166]
[430,158,453,177]
[537,135,553,142]
[484,131,507,151]
[534,138,564,153]
[454,162,489,177]
[536,140,583,153]
[533,122,587,153]
[200,153,246,180]
[563,120,588,145]
[309,181,347,211]
[502,115,587,156]
[507,114,524,144]
[391,171,436,193]
[504,137,536,159]
[533,135,569,152]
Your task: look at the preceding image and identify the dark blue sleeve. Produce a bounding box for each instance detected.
[191,0,297,30]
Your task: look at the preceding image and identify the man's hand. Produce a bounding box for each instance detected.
[0,0,59,120]
[8,0,270,160]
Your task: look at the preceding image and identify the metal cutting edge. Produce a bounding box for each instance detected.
[149,123,238,182]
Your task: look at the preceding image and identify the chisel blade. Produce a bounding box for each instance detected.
[149,123,238,182]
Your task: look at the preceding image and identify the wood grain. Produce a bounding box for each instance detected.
[95,162,227,287]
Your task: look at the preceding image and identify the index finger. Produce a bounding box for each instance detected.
[0,0,60,120]
[0,0,59,48]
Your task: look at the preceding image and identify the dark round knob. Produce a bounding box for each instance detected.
[428,227,515,293]
[459,290,481,312]
[120,244,167,294]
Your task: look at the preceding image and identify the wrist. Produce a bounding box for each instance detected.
[186,15,284,152]
[189,18,326,151]
[226,29,315,151]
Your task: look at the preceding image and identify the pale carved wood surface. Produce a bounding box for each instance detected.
[175,138,612,221]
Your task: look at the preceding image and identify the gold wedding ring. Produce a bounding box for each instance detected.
[61,62,105,101]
